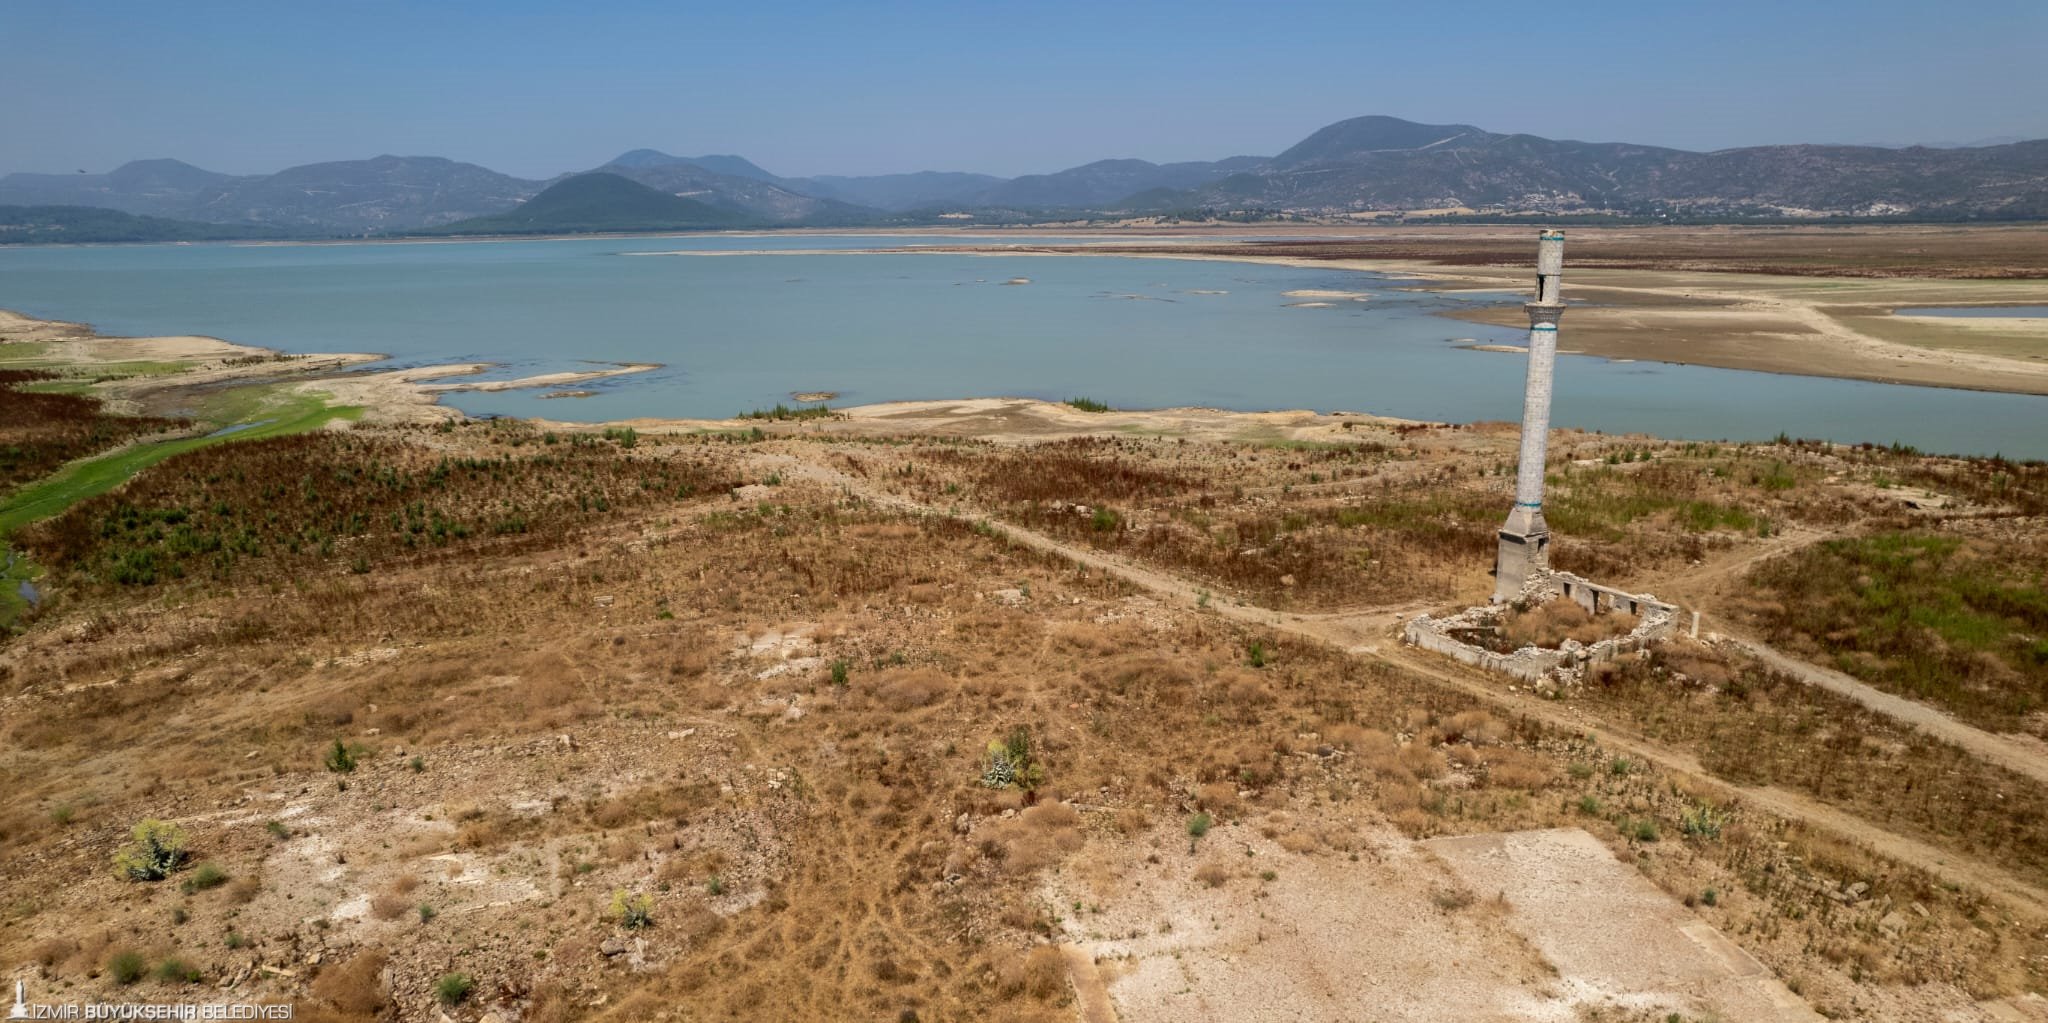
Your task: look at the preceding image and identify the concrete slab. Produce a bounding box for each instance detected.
[1422,828,1823,1023]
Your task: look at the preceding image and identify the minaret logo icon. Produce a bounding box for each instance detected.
[7,977,28,1019]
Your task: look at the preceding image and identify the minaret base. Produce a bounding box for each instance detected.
[1492,505,1550,604]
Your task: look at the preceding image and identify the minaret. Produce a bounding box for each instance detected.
[1493,229,1566,603]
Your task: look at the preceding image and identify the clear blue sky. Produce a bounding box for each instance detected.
[4,0,2044,179]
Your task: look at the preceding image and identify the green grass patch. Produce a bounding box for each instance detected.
[737,403,833,421]
[1545,466,1761,540]
[0,387,358,536]
[1748,531,2048,730]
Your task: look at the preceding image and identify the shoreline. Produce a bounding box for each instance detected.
[9,300,2045,460]
[4,229,2046,444]
[0,307,1443,444]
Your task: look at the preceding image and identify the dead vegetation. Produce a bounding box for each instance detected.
[0,369,186,489]
[1,416,2046,1020]
[1501,598,1638,649]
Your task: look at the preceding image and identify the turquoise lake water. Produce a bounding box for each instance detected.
[2,234,2044,458]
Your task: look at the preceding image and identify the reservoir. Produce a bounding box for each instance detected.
[1,235,2044,457]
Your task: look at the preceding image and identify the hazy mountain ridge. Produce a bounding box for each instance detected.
[4,115,2047,237]
[0,155,537,231]
[421,173,750,235]
[1148,116,2048,218]
[0,204,292,243]
[582,150,875,224]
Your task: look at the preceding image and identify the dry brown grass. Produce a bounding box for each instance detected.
[4,418,2044,1019]
[1574,639,2048,882]
[308,948,387,1016]
[1502,599,1638,649]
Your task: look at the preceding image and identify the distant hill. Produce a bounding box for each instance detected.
[1138,115,2048,219]
[201,155,537,230]
[421,173,752,235]
[792,171,1005,211]
[8,114,2048,240]
[0,155,537,231]
[0,205,290,244]
[973,156,1266,210]
[0,159,246,220]
[586,150,875,225]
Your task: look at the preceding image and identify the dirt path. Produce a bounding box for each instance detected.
[1641,523,2048,791]
[790,455,2048,921]
[1724,638,2048,789]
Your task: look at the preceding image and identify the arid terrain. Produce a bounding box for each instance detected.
[3,225,2048,1022]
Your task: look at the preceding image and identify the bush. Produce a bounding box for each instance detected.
[155,958,201,984]
[1680,805,1725,840]
[107,950,148,985]
[1187,811,1213,841]
[610,889,654,929]
[434,973,474,1006]
[1066,397,1110,413]
[114,819,190,881]
[980,727,1046,791]
[324,738,357,774]
[179,861,228,894]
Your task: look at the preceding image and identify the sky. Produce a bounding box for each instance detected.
[4,0,2045,180]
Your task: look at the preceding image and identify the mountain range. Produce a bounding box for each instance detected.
[4,115,2047,239]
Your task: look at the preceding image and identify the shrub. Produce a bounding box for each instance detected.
[324,738,357,773]
[434,973,474,1006]
[114,819,190,881]
[107,950,148,985]
[1187,811,1213,841]
[1247,640,1267,668]
[265,820,290,840]
[155,958,201,984]
[610,889,654,929]
[706,875,726,896]
[418,904,437,923]
[1066,397,1111,413]
[1680,805,1725,840]
[180,861,228,894]
[980,727,1045,791]
[310,949,387,1015]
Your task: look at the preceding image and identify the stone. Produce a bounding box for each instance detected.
[1879,911,1909,936]
[600,936,629,957]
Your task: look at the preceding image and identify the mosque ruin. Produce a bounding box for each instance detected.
[1405,229,1687,686]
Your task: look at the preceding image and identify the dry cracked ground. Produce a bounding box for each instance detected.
[3,409,2048,1023]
